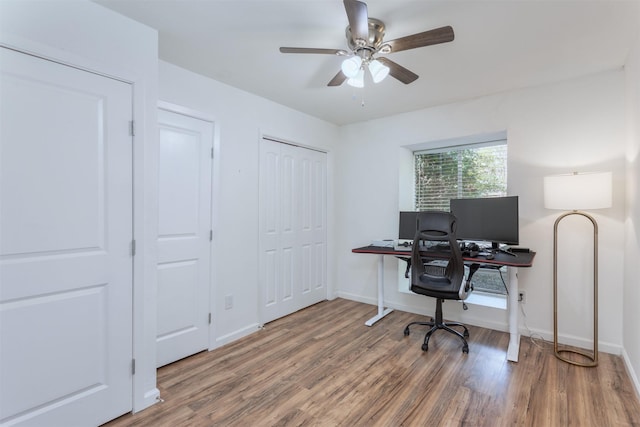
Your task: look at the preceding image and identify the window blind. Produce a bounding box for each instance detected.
[414,141,507,211]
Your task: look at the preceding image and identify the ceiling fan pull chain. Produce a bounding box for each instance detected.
[351,89,365,107]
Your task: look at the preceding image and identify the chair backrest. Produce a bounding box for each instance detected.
[410,211,470,300]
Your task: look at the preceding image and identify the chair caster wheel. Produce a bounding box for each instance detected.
[463,330,469,338]
[462,345,469,354]
[421,343,428,351]
[403,328,410,336]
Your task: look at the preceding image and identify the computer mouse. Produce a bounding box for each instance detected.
[486,253,495,260]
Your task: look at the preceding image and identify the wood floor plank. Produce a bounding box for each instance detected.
[103,298,640,427]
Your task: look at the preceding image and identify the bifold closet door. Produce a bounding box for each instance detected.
[259,139,327,324]
[297,147,328,309]
[0,47,133,426]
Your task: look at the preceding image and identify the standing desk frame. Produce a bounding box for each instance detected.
[352,246,536,362]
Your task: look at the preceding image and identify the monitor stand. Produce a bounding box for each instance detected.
[493,242,517,257]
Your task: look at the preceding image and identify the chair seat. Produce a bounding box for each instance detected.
[411,285,462,300]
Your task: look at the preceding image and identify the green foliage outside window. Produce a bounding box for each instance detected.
[414,145,507,211]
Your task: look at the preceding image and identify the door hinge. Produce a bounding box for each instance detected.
[210,147,214,159]
[209,230,213,241]
[132,359,136,375]
[131,239,136,257]
[208,313,212,325]
[129,120,135,137]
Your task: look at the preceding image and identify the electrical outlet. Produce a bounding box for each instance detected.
[518,291,526,304]
[225,294,233,310]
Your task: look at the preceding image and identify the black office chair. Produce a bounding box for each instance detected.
[403,211,475,353]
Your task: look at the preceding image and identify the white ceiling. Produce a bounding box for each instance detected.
[95,0,639,126]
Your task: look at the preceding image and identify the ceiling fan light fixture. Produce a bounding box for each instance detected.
[279,1,456,88]
[368,59,390,83]
[346,68,365,87]
[341,56,362,78]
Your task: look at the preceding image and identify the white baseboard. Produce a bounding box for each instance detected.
[551,331,621,356]
[516,327,620,356]
[133,387,161,413]
[622,348,640,400]
[213,323,261,349]
[335,291,377,307]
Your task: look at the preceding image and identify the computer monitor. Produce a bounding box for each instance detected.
[398,211,419,240]
[449,196,519,247]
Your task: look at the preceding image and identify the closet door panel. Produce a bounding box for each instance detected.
[259,139,326,323]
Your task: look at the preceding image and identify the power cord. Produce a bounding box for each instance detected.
[498,268,508,295]
[492,260,548,350]
[519,302,547,350]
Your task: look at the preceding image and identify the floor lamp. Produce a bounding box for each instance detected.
[543,171,612,367]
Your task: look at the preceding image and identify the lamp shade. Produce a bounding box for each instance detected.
[368,59,389,83]
[346,68,364,88]
[544,171,612,210]
[341,56,362,78]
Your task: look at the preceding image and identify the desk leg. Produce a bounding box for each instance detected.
[507,267,520,362]
[365,254,394,326]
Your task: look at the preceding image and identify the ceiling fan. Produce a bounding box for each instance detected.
[279,0,454,87]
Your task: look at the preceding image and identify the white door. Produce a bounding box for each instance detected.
[0,48,133,426]
[259,139,327,324]
[298,148,328,308]
[259,141,299,321]
[156,108,213,367]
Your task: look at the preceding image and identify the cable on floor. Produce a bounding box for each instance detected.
[519,302,547,350]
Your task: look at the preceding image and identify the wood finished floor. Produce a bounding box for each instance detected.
[105,298,640,426]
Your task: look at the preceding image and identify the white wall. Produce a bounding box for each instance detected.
[334,70,627,354]
[0,0,160,412]
[623,8,640,396]
[158,61,339,346]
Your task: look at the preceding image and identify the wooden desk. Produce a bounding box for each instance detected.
[352,245,536,362]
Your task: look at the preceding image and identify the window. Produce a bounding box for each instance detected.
[414,142,507,210]
[414,140,508,295]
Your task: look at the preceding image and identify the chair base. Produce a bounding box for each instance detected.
[404,299,470,354]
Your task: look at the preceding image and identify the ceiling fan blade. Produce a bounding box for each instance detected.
[280,47,348,55]
[386,26,455,53]
[327,70,347,86]
[377,57,418,84]
[343,0,369,42]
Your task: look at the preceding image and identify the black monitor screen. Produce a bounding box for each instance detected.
[450,196,519,246]
[398,211,419,240]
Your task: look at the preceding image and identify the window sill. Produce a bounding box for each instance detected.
[465,292,507,310]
